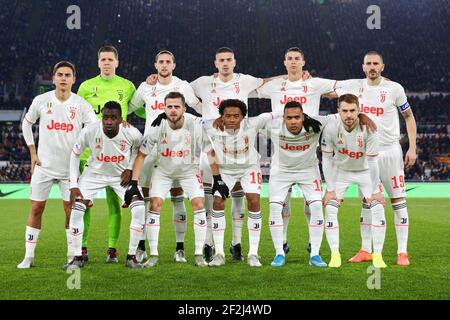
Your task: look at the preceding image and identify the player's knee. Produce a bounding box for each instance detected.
[246,196,260,212]
[391,197,406,204]
[150,198,163,212]
[190,197,204,211]
[213,196,225,211]
[30,201,46,216]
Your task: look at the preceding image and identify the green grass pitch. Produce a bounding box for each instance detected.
[1,198,449,300]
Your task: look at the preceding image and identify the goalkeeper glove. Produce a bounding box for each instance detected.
[151,112,168,127]
[124,180,142,205]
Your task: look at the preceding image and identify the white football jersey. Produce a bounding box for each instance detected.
[140,115,203,179]
[257,77,337,116]
[190,73,264,120]
[321,120,378,171]
[334,77,410,148]
[203,113,274,175]
[265,115,337,172]
[129,76,201,136]
[72,122,143,177]
[24,91,98,179]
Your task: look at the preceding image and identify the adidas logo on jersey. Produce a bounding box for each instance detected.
[360,103,384,116]
[338,148,364,159]
[96,153,125,163]
[46,120,74,133]
[281,143,310,151]
[161,148,190,158]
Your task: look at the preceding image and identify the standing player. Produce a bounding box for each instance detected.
[17,61,98,268]
[333,51,416,266]
[190,47,283,262]
[64,101,144,269]
[77,45,142,263]
[126,92,207,267]
[204,99,275,267]
[129,50,202,263]
[321,94,387,268]
[256,47,338,255]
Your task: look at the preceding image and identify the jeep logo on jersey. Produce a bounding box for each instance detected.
[281,143,310,151]
[213,97,223,107]
[279,95,307,105]
[46,120,74,132]
[69,106,77,119]
[360,103,384,116]
[96,153,125,163]
[338,148,364,159]
[150,100,165,110]
[161,148,190,158]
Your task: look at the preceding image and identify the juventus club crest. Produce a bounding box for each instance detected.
[69,106,77,120]
[302,84,308,93]
[358,87,364,99]
[95,137,102,149]
[380,91,387,103]
[281,81,287,92]
[91,86,98,98]
[210,80,217,93]
[151,87,157,97]
[234,82,240,94]
[161,133,168,144]
[119,140,127,152]
[184,133,191,145]
[304,132,310,141]
[357,135,364,148]
[337,133,344,145]
[117,89,124,102]
[46,102,53,114]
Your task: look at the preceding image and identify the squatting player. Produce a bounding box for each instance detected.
[321,94,387,269]
[64,101,144,270]
[203,99,275,267]
[126,92,207,267]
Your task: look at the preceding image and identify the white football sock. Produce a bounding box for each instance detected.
[24,226,40,258]
[282,189,291,244]
[231,190,245,246]
[211,210,225,256]
[360,203,373,253]
[393,200,409,254]
[128,200,146,255]
[147,211,160,256]
[308,200,325,257]
[171,195,187,243]
[193,209,207,255]
[269,201,284,256]
[325,200,340,253]
[371,201,386,254]
[248,211,262,256]
[70,202,86,256]
[204,187,214,246]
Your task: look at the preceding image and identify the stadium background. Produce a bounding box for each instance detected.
[0,0,449,301]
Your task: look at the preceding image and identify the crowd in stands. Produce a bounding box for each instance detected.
[0,0,448,181]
